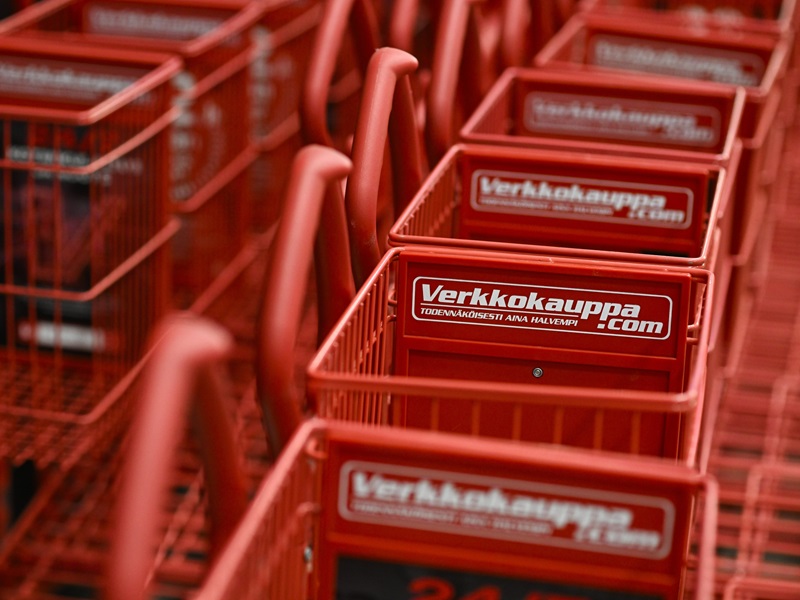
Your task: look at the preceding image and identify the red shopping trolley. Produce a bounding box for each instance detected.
[0,0,276,306]
[576,0,797,39]
[386,143,733,354]
[534,14,791,330]
[196,417,719,600]
[307,245,713,467]
[575,0,800,126]
[0,312,270,598]
[0,37,180,469]
[705,173,800,591]
[458,66,754,369]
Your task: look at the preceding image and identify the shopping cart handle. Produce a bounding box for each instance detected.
[258,145,352,457]
[387,0,420,52]
[106,313,247,600]
[346,47,423,287]
[300,0,380,148]
[426,0,488,164]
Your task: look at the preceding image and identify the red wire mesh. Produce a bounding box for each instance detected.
[0,0,276,306]
[0,38,180,469]
[706,106,800,595]
[307,247,713,466]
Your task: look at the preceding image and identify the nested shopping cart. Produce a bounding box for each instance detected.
[306,244,713,470]
[575,0,800,126]
[299,0,494,254]
[0,0,277,307]
[732,460,800,586]
[0,36,180,471]
[703,120,800,595]
[0,312,271,599]
[718,458,800,600]
[533,14,792,342]
[458,66,754,370]
[0,141,361,598]
[195,417,718,600]
[385,141,733,370]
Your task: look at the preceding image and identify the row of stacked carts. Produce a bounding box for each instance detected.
[0,0,796,598]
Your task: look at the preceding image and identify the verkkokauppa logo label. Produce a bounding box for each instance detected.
[339,461,675,559]
[470,169,693,229]
[524,91,722,147]
[412,276,673,340]
[0,58,144,104]
[85,3,224,40]
[588,34,765,87]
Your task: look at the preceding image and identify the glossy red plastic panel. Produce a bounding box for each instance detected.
[394,250,694,391]
[461,67,745,166]
[0,0,275,305]
[195,419,718,600]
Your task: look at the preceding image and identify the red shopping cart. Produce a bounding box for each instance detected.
[705,168,800,591]
[386,143,733,352]
[0,37,180,469]
[0,0,276,306]
[534,15,791,329]
[300,0,381,152]
[575,0,797,41]
[196,418,719,600]
[307,245,713,467]
[419,0,503,164]
[0,312,270,598]
[459,66,753,369]
[215,50,424,456]
[257,144,352,454]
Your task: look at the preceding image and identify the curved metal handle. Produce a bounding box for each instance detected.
[498,0,531,69]
[425,0,489,164]
[499,0,561,69]
[300,0,380,147]
[257,145,352,457]
[345,47,423,287]
[106,313,245,600]
[387,0,422,52]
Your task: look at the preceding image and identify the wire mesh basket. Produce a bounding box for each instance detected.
[307,245,714,467]
[0,36,181,468]
[0,0,277,306]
